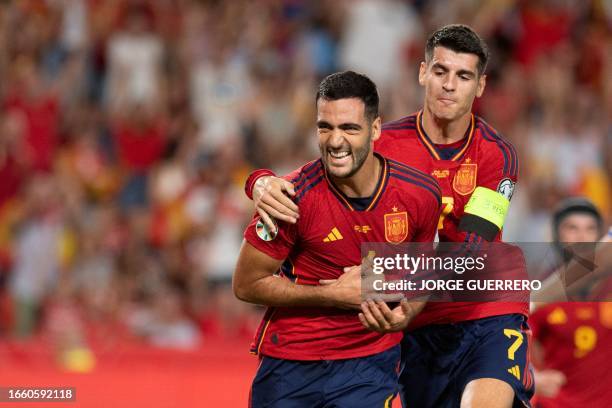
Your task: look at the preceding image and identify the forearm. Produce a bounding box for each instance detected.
[235,274,337,307]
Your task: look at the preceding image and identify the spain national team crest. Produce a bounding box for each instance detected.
[452,160,477,195]
[384,209,409,244]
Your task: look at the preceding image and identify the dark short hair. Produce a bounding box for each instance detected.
[425,24,489,75]
[316,71,379,121]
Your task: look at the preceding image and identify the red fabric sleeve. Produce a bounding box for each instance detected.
[244,169,276,200]
[414,192,442,242]
[243,213,297,261]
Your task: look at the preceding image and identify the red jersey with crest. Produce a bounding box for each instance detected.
[244,154,441,360]
[377,110,527,327]
[530,302,612,407]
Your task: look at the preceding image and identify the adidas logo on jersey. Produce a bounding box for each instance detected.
[323,227,343,242]
[507,365,521,380]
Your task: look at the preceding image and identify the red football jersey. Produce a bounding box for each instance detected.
[244,154,441,360]
[376,110,527,327]
[530,302,612,407]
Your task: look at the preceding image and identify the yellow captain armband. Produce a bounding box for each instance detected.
[464,186,510,229]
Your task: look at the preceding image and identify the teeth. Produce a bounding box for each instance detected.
[330,151,350,158]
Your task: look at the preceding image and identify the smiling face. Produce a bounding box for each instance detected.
[419,46,486,122]
[317,97,380,179]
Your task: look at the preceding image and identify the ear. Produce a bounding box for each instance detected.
[418,61,427,86]
[476,74,487,98]
[371,117,382,142]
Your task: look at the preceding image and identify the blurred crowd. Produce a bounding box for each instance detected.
[0,0,610,354]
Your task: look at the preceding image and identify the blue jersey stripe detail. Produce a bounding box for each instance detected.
[289,160,320,184]
[389,167,442,199]
[389,173,441,206]
[294,166,324,194]
[295,175,324,203]
[478,124,510,176]
[382,125,416,131]
[388,159,437,182]
[478,122,518,177]
[388,160,441,195]
[383,116,416,128]
[485,123,517,177]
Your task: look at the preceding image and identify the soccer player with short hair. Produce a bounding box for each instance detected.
[530,198,611,407]
[244,25,532,407]
[233,71,441,407]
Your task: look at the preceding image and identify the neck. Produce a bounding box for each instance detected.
[422,107,471,145]
[330,154,382,198]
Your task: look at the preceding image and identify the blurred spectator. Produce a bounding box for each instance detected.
[339,0,422,90]
[8,175,67,337]
[4,58,60,172]
[106,3,164,112]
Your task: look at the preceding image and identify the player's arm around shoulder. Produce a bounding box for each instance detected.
[244,167,303,232]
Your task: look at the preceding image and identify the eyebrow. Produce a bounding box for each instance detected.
[432,62,476,78]
[317,121,362,130]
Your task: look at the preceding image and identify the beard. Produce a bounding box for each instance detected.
[319,132,372,179]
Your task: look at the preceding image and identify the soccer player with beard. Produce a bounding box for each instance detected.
[244,25,532,407]
[233,71,441,407]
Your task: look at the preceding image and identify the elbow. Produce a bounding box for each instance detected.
[232,274,252,303]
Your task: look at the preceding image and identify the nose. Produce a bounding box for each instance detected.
[442,74,456,92]
[328,130,345,149]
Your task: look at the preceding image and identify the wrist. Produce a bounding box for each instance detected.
[245,169,275,200]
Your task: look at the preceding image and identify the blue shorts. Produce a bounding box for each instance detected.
[250,345,400,408]
[399,314,534,408]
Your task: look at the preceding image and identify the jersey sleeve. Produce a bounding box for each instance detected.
[413,188,442,242]
[243,213,298,260]
[244,169,277,200]
[243,166,307,259]
[477,140,519,194]
[457,139,519,242]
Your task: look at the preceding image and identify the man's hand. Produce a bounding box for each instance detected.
[320,265,363,310]
[253,176,299,232]
[534,369,566,398]
[359,299,426,333]
[320,259,406,310]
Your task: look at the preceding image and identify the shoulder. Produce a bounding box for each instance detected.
[382,113,418,132]
[380,113,419,141]
[284,159,326,205]
[377,114,420,158]
[474,116,519,178]
[386,158,441,206]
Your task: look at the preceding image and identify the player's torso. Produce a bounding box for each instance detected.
[377,112,526,325]
[533,302,612,407]
[378,111,498,242]
[251,157,439,360]
[289,158,431,285]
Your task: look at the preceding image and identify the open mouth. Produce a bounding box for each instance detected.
[327,150,351,165]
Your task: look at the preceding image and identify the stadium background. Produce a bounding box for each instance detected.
[0,0,609,406]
